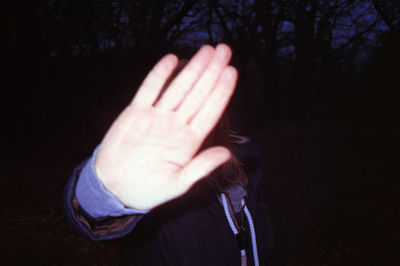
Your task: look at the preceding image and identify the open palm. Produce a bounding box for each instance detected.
[95,44,237,211]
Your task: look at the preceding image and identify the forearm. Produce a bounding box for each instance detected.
[76,146,149,218]
[64,151,146,241]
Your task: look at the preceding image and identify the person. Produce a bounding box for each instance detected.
[64,44,274,265]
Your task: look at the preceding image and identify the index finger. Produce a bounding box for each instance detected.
[190,66,237,139]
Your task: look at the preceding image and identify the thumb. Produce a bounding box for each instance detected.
[178,146,231,192]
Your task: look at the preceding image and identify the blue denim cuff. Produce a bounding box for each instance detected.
[76,146,150,218]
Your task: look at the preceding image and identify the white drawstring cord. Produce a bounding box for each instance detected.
[242,199,259,266]
[221,194,259,266]
[221,193,246,257]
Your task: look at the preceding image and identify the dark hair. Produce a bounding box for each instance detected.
[200,112,248,188]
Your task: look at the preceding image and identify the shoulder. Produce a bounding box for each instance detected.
[235,137,264,189]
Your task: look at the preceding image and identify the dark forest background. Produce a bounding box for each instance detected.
[3,0,400,265]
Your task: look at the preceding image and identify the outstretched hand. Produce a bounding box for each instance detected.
[95,44,237,211]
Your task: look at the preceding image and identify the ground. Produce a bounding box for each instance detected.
[2,117,399,265]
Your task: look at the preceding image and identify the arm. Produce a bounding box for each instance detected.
[64,43,238,240]
[75,146,149,218]
[64,158,143,241]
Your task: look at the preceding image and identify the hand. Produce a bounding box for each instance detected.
[95,44,237,211]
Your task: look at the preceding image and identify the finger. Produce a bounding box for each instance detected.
[155,45,215,111]
[177,43,232,123]
[178,146,231,192]
[190,66,237,139]
[132,54,179,106]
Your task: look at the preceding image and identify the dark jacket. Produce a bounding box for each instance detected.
[64,141,275,265]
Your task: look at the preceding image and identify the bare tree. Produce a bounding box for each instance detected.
[25,0,395,124]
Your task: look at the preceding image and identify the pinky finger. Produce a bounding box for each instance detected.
[132,54,179,106]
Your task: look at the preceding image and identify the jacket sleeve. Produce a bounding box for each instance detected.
[63,159,144,241]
